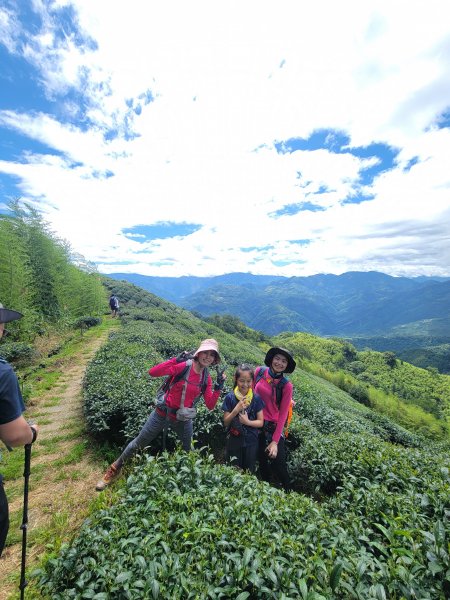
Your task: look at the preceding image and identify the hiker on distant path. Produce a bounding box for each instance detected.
[0,303,39,557]
[254,347,296,491]
[96,338,226,490]
[109,294,119,317]
[222,364,264,473]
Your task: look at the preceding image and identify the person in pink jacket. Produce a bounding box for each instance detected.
[96,338,225,490]
[254,347,296,491]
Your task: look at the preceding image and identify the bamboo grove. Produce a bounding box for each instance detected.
[0,201,106,341]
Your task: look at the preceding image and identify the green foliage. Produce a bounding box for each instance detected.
[37,276,450,598]
[399,344,450,375]
[205,314,270,344]
[275,331,450,438]
[0,341,35,364]
[0,201,106,341]
[36,451,450,599]
[72,316,102,330]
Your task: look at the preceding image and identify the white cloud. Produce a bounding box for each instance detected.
[0,0,450,277]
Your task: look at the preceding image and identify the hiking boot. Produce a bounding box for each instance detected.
[95,463,121,491]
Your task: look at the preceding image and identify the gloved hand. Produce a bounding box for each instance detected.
[214,365,227,391]
[176,350,194,363]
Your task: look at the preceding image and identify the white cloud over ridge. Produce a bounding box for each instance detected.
[0,0,449,277]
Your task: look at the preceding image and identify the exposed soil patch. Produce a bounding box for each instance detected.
[0,325,116,599]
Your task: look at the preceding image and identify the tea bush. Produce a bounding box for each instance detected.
[37,451,449,599]
[0,341,35,364]
[72,315,102,330]
[76,283,450,599]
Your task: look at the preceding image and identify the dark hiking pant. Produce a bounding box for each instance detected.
[226,436,258,473]
[258,432,291,491]
[116,409,193,466]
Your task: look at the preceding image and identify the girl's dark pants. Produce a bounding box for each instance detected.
[226,435,258,473]
[258,432,291,491]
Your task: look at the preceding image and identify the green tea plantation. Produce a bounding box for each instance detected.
[36,284,449,599]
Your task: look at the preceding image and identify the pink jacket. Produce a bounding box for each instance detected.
[254,367,293,443]
[149,357,220,410]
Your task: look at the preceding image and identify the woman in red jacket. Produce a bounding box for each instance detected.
[254,347,296,491]
[96,338,225,490]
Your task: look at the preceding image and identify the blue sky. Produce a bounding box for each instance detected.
[1,0,450,278]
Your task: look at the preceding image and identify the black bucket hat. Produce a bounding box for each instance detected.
[0,302,23,324]
[264,347,296,374]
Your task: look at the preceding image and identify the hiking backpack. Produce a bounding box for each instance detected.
[155,359,208,406]
[254,366,295,437]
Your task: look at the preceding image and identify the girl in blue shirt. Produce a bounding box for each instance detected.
[222,364,264,473]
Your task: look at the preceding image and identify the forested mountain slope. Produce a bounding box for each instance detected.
[273,331,450,434]
[110,270,450,338]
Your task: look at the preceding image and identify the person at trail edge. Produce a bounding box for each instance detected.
[222,364,264,473]
[0,303,39,557]
[109,294,119,317]
[96,338,226,490]
[254,347,296,491]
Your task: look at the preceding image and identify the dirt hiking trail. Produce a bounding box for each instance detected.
[0,322,117,599]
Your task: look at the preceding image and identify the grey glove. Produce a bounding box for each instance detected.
[176,350,195,363]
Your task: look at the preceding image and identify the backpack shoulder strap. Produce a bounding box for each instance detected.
[172,359,192,385]
[159,359,192,395]
[275,375,289,407]
[200,367,209,394]
[255,366,267,384]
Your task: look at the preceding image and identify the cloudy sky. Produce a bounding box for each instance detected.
[1,0,450,278]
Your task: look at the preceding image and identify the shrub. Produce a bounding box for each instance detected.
[72,315,102,330]
[0,341,35,364]
[36,451,450,600]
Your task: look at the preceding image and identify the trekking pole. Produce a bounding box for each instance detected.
[19,442,32,600]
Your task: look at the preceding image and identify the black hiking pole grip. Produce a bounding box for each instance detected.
[19,443,32,599]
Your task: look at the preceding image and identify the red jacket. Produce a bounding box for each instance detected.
[149,357,220,410]
[254,366,293,443]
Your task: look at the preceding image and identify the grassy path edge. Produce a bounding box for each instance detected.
[0,317,119,599]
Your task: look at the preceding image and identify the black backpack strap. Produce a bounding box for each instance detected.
[255,367,287,408]
[158,360,191,398]
[255,366,267,384]
[200,367,209,395]
[275,376,289,407]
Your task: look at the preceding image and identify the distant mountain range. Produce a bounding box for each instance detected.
[109,271,450,337]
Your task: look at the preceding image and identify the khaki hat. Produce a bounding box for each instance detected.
[194,338,221,364]
[0,302,23,324]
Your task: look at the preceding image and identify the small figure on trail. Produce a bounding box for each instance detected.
[109,294,119,317]
[0,303,39,557]
[254,347,296,492]
[222,364,264,473]
[95,338,226,491]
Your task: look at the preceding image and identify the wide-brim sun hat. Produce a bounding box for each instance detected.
[264,347,296,374]
[0,302,23,324]
[194,338,221,364]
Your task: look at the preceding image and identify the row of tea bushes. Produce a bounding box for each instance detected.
[37,451,449,599]
[73,290,450,598]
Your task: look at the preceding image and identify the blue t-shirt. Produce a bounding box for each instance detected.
[222,392,264,445]
[0,357,25,483]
